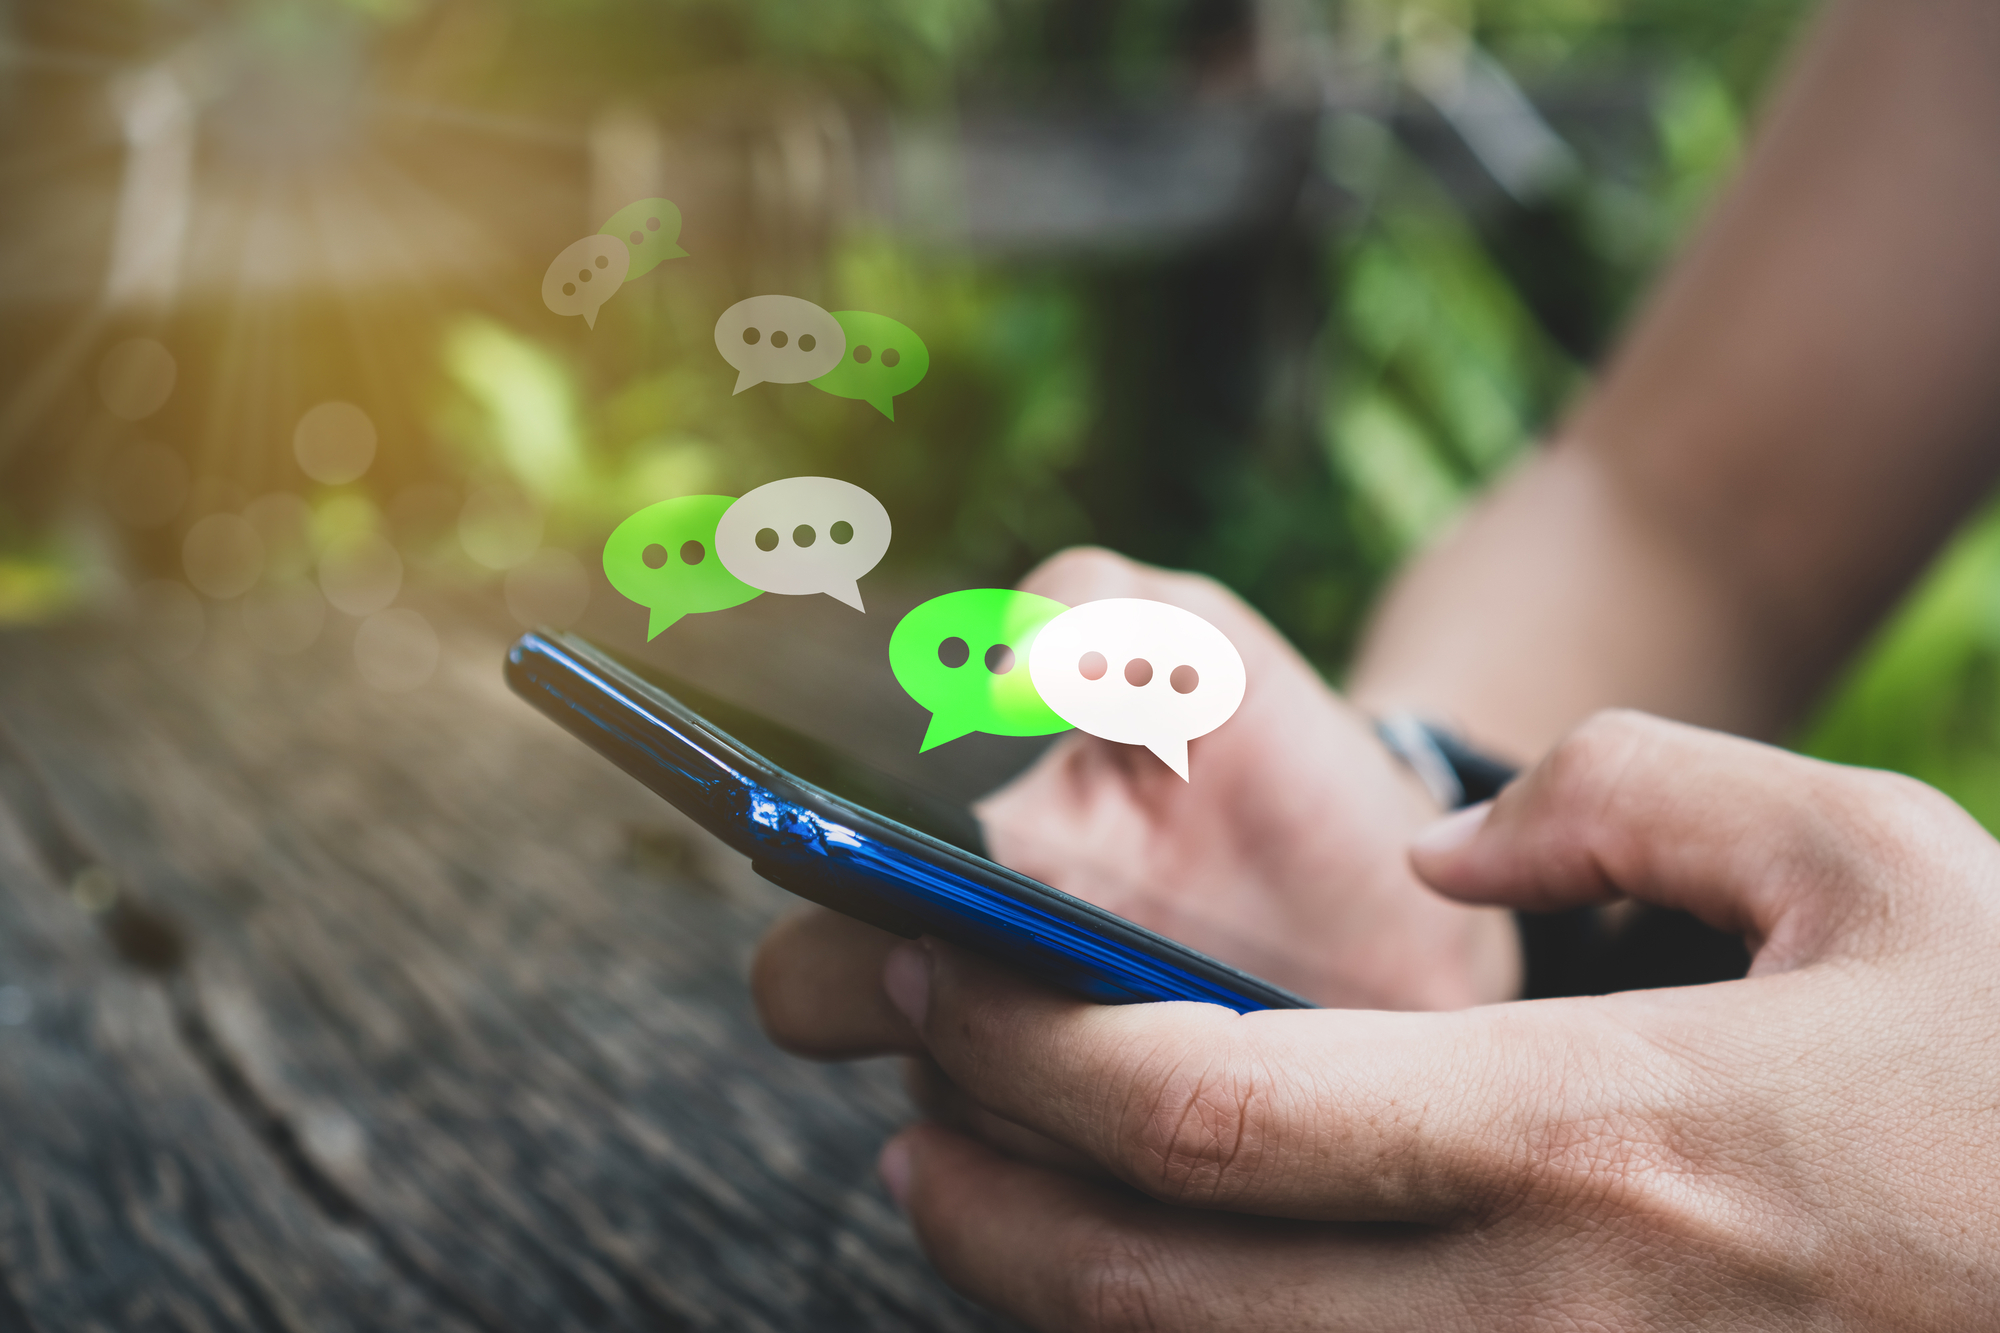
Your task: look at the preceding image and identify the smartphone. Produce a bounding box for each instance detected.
[506,628,1313,1012]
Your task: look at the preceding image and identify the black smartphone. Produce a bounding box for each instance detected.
[506,628,1313,1012]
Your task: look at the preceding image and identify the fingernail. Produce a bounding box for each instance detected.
[1412,801,1492,858]
[878,1136,914,1209]
[883,941,931,1030]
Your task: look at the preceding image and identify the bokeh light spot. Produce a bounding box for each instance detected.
[319,532,402,616]
[293,402,378,486]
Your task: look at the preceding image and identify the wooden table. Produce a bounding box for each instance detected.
[0,601,1015,1332]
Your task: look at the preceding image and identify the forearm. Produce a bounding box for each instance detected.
[1350,0,2000,759]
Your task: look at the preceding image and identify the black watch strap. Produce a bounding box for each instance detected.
[1373,713,1518,810]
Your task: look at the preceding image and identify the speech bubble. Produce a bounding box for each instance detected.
[713,295,846,395]
[598,197,688,281]
[603,495,762,639]
[1027,598,1247,781]
[714,476,889,612]
[809,311,930,421]
[890,589,1073,752]
[542,234,631,329]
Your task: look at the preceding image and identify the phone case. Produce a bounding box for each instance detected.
[506,630,1313,1012]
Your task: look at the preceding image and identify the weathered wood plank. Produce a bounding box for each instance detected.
[0,604,1012,1331]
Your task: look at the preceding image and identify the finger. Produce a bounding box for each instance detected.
[750,906,921,1059]
[884,938,1606,1222]
[1016,548,1316,683]
[1409,710,1984,968]
[884,1122,1460,1333]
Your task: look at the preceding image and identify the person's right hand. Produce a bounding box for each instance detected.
[869,712,2000,1330]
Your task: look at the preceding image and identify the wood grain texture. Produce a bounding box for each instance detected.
[0,604,1016,1332]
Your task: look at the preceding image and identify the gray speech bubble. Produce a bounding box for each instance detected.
[714,476,890,612]
[713,295,846,394]
[542,235,631,329]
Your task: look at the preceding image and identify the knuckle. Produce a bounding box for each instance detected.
[1546,710,1655,792]
[1807,767,1973,908]
[1519,1107,1688,1220]
[1120,1051,1270,1207]
[1841,767,1956,838]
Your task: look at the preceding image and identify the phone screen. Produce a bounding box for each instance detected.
[565,579,1066,862]
[589,635,994,857]
[557,581,1312,1008]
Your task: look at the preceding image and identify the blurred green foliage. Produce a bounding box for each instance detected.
[26,0,2000,826]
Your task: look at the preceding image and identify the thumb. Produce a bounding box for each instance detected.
[1409,710,1957,973]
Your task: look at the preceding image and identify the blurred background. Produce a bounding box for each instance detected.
[3,0,1993,818]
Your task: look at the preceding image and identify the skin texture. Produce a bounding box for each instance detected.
[849,715,2000,1331]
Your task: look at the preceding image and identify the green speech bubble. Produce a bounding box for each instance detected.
[809,311,929,421]
[604,496,760,639]
[889,588,1072,751]
[599,198,689,281]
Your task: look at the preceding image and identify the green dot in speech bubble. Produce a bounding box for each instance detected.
[598,198,689,282]
[889,588,1073,751]
[604,496,760,639]
[809,311,930,421]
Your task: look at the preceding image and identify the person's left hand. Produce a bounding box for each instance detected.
[866,713,2000,1331]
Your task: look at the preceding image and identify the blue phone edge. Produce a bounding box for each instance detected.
[504,629,1315,1014]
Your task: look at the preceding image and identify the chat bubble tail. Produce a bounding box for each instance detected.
[825,580,866,612]
[732,369,760,395]
[919,713,976,752]
[584,308,599,330]
[664,243,689,259]
[866,393,896,421]
[1146,737,1191,782]
[646,606,683,640]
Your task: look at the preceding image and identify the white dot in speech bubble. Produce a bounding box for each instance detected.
[713,295,846,395]
[714,476,890,612]
[542,235,631,329]
[1027,598,1246,781]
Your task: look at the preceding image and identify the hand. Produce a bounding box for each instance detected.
[871,712,2000,1331]
[977,548,1519,1009]
[753,546,1520,1070]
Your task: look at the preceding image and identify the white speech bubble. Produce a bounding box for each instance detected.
[1027,598,1246,781]
[714,476,890,612]
[713,295,846,394]
[542,235,631,328]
